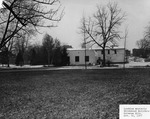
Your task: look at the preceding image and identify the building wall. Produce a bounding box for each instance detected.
[67,50,96,65]
[114,49,125,62]
[67,48,125,65]
[92,49,125,63]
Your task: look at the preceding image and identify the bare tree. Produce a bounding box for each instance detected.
[136,38,150,49]
[0,0,63,50]
[13,31,30,54]
[136,25,150,49]
[80,2,126,66]
[135,25,150,58]
[2,27,32,66]
[2,37,15,67]
[42,33,54,66]
[145,25,150,39]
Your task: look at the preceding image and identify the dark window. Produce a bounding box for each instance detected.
[75,56,79,62]
[85,56,89,62]
[114,50,117,54]
[108,50,110,54]
[101,50,103,54]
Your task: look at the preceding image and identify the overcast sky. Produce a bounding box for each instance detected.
[40,0,150,51]
[1,0,150,51]
[0,0,2,8]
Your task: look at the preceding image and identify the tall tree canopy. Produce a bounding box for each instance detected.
[136,38,150,49]
[80,2,126,66]
[42,33,54,65]
[0,0,63,50]
[136,25,150,49]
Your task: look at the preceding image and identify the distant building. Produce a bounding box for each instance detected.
[132,48,150,58]
[63,45,73,49]
[67,48,126,65]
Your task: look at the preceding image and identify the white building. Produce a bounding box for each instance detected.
[67,48,125,65]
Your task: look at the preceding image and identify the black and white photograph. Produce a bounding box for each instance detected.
[0,0,150,118]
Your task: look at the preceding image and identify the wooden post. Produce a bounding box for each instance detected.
[84,25,87,69]
[123,27,128,69]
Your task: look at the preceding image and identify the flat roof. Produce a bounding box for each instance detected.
[67,47,125,51]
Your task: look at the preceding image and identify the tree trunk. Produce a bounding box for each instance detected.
[48,50,50,66]
[51,50,55,65]
[102,47,106,66]
[7,55,10,67]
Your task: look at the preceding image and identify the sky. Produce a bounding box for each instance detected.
[1,0,150,51]
[0,0,2,8]
[39,0,150,51]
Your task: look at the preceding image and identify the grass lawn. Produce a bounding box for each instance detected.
[0,68,150,119]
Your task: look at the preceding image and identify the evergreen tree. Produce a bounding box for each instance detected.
[15,51,24,66]
[53,47,62,66]
[0,47,9,66]
[61,47,69,66]
[30,48,36,65]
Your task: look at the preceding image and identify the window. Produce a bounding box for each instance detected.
[101,50,103,54]
[85,56,89,62]
[114,50,117,54]
[108,50,110,54]
[75,56,79,62]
